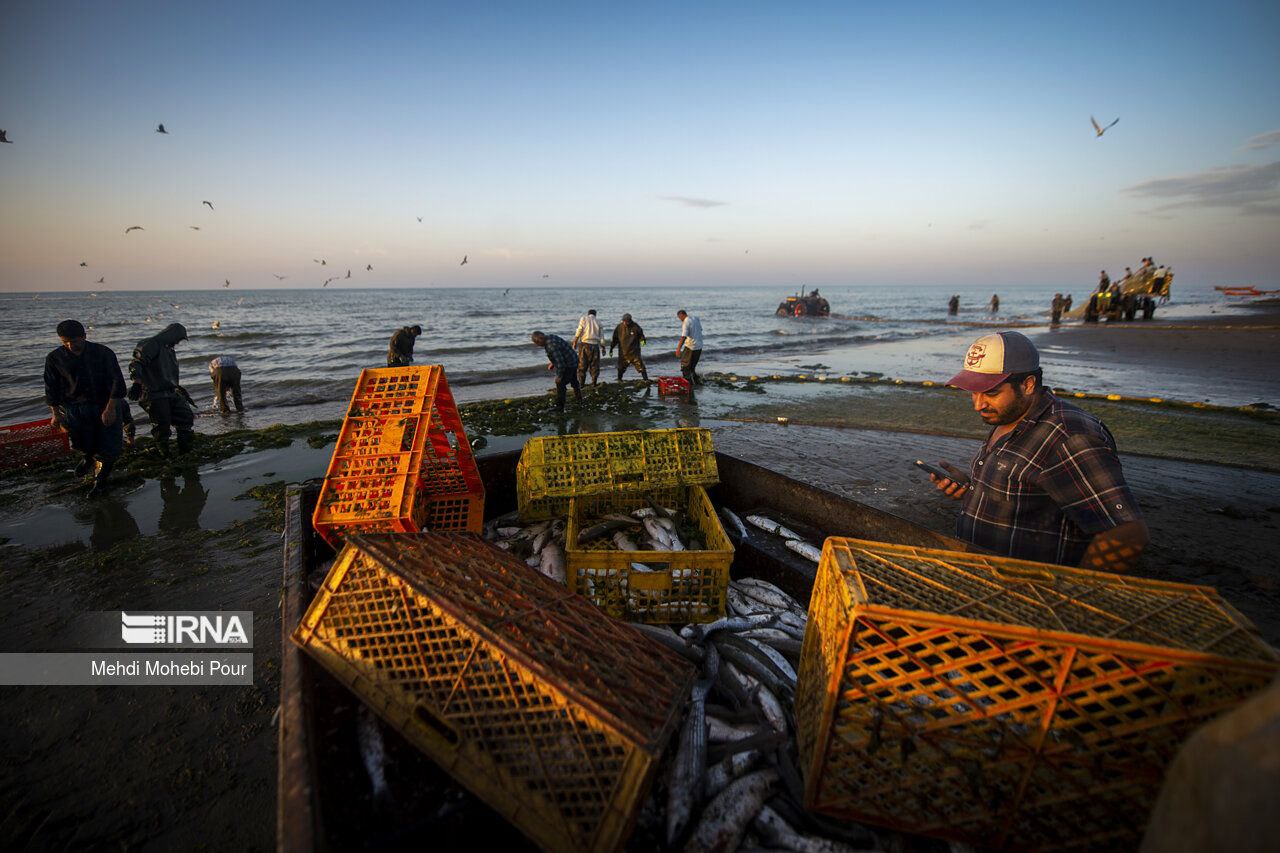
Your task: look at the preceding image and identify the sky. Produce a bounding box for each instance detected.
[1,1,1278,292]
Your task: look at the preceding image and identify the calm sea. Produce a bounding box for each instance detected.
[0,282,1241,426]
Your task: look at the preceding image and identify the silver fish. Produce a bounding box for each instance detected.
[682,768,779,853]
[718,506,749,541]
[731,580,802,614]
[667,670,714,845]
[643,517,673,549]
[743,636,797,684]
[496,526,522,538]
[784,539,823,563]
[681,613,777,642]
[630,561,655,573]
[706,714,766,743]
[705,749,760,798]
[630,623,705,663]
[538,542,566,584]
[715,636,793,698]
[743,514,802,540]
[356,705,389,800]
[753,805,863,853]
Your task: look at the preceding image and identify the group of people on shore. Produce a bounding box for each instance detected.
[532,309,704,411]
[385,310,707,413]
[43,320,244,496]
[1084,257,1172,323]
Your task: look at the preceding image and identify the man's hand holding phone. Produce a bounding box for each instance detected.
[915,459,970,500]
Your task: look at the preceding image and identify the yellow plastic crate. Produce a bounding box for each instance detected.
[293,533,694,853]
[565,485,733,624]
[795,537,1279,851]
[517,428,718,520]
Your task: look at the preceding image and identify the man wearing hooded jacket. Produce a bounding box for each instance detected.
[129,322,196,456]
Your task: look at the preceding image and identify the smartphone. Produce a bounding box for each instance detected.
[914,459,970,486]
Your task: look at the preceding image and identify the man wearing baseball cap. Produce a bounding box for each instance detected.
[928,331,1149,572]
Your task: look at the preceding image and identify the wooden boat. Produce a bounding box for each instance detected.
[277,449,970,851]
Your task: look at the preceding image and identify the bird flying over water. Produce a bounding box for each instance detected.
[366,264,372,271]
[417,216,423,222]
[203,200,214,210]
[96,277,105,284]
[0,129,12,143]
[156,123,167,134]
[460,255,468,266]
[322,276,337,287]
[345,269,351,279]
[223,279,231,288]
[79,261,88,267]
[125,226,144,234]
[1091,116,1120,137]
[190,225,201,230]
[273,274,288,280]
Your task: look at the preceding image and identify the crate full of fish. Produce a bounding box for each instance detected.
[292,532,695,853]
[516,427,718,521]
[313,365,483,546]
[565,485,733,624]
[794,537,1280,850]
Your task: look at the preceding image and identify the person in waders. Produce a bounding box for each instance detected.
[129,322,196,458]
[43,319,128,496]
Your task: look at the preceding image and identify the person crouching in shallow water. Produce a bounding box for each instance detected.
[129,322,196,458]
[531,331,581,412]
[926,331,1148,573]
[386,324,421,367]
[208,354,244,413]
[44,319,127,497]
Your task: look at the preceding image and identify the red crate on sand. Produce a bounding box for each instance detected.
[0,418,72,469]
[657,376,690,395]
[313,366,484,547]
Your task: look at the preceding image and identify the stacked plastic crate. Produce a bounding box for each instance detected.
[794,537,1280,850]
[517,428,733,624]
[0,417,71,469]
[312,366,483,546]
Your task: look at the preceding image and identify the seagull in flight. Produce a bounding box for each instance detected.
[79,261,88,267]
[503,288,510,296]
[223,279,231,288]
[366,264,373,271]
[96,277,105,284]
[273,274,288,280]
[322,276,337,287]
[345,269,351,279]
[417,216,423,222]
[460,255,468,266]
[202,200,214,211]
[190,226,201,231]
[1091,116,1120,137]
[156,123,168,134]
[0,129,12,143]
[125,226,144,234]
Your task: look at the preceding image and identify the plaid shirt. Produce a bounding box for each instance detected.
[957,391,1142,567]
[542,334,577,377]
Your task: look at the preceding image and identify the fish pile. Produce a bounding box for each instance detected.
[718,506,825,563]
[630,577,883,853]
[482,501,720,620]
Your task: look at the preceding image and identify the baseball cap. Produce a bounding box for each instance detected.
[947,331,1040,393]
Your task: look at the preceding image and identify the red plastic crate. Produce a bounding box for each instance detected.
[0,417,72,469]
[657,376,690,395]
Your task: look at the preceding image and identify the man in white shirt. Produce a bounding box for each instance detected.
[571,309,603,386]
[208,354,243,414]
[675,309,704,386]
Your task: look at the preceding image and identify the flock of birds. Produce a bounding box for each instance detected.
[2,116,1121,290]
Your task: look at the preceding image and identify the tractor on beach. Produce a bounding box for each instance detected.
[776,288,830,318]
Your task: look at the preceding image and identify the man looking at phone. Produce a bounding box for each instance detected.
[929,331,1148,572]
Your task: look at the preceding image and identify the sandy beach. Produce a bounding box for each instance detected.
[2,301,1278,848]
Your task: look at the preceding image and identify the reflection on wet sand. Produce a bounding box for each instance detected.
[159,467,209,534]
[74,496,142,552]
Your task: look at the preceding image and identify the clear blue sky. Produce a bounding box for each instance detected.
[2,0,1277,291]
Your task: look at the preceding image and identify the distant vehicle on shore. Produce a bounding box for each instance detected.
[776,288,830,318]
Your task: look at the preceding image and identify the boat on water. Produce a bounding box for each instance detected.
[277,449,968,850]
[776,289,830,318]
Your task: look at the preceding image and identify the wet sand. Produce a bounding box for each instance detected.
[2,302,1279,847]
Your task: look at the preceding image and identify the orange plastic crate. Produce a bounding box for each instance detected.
[795,538,1279,851]
[0,417,72,469]
[313,366,484,547]
[293,533,693,852]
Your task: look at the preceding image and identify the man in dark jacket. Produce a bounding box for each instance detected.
[129,322,195,456]
[609,313,649,381]
[44,319,128,496]
[387,325,422,367]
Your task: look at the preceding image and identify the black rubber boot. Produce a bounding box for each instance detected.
[87,460,115,498]
[74,455,95,476]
